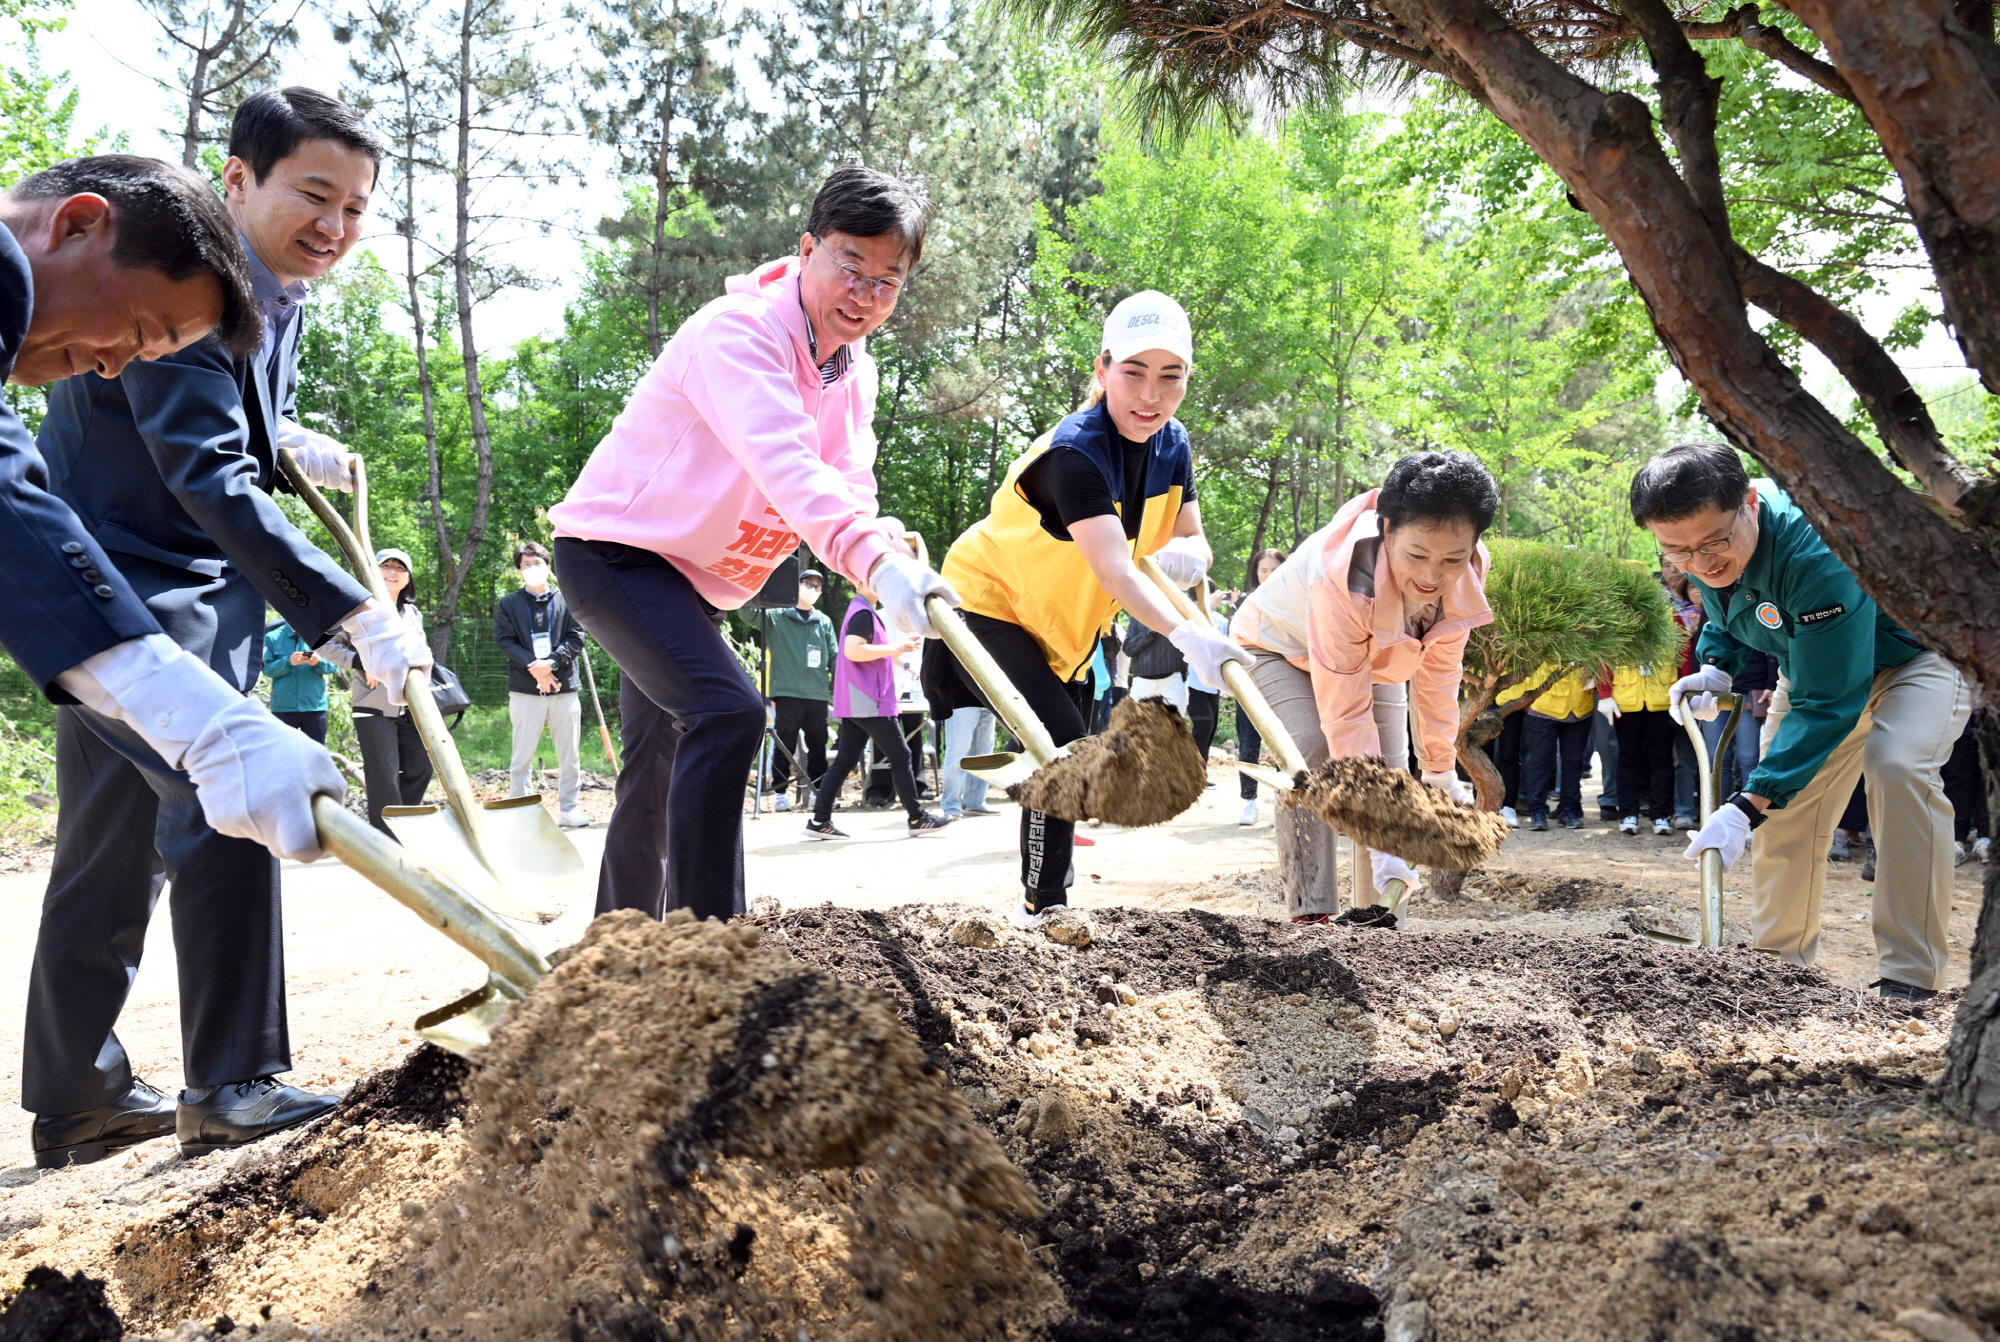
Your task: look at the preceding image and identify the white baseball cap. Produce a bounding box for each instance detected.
[1101,290,1194,368]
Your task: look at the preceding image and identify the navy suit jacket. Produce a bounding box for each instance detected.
[0,223,161,691]
[38,266,370,692]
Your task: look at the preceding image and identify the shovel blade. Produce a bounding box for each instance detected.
[961,750,1040,788]
[414,976,515,1058]
[384,797,582,924]
[1239,763,1300,794]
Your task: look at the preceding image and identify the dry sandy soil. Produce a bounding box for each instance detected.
[0,764,1993,1341]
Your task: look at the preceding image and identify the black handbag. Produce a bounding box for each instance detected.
[745,553,801,610]
[425,663,472,724]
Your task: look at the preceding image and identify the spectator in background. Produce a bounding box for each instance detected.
[496,541,588,829]
[807,583,950,839]
[320,549,432,835]
[1941,694,1988,864]
[1714,648,1777,795]
[1124,612,1189,710]
[1504,667,1596,830]
[1091,625,1126,733]
[938,702,998,820]
[867,607,932,805]
[1605,659,1677,835]
[746,568,835,812]
[1661,558,1704,829]
[1236,548,1286,825]
[1485,709,1526,828]
[262,621,336,743]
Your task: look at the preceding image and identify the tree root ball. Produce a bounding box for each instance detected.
[1007,697,1206,826]
[1290,756,1509,870]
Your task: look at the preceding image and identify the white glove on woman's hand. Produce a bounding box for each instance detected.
[54,634,344,862]
[339,601,434,706]
[1149,537,1210,587]
[276,420,357,493]
[1597,696,1621,723]
[1682,801,1753,870]
[1168,618,1248,689]
[1420,770,1473,806]
[1370,850,1417,892]
[869,550,959,639]
[1668,664,1733,724]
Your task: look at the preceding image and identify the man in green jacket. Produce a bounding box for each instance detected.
[748,569,837,810]
[262,621,337,743]
[1631,443,1970,1000]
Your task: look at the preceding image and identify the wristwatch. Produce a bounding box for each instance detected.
[1724,792,1767,829]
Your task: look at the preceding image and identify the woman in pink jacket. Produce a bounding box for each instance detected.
[549,167,956,922]
[1229,452,1499,921]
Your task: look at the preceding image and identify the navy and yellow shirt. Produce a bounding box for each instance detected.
[1690,482,1920,808]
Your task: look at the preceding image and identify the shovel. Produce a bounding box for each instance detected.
[311,793,547,1056]
[278,450,584,924]
[1638,692,1744,950]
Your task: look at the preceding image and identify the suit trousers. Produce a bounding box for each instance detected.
[23,705,287,1113]
[507,690,582,812]
[768,695,829,794]
[556,539,757,923]
[1243,649,1409,917]
[1750,651,1969,988]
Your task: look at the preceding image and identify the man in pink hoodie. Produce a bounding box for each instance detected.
[549,166,956,922]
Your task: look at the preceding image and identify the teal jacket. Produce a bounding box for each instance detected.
[262,624,336,713]
[1690,483,1919,808]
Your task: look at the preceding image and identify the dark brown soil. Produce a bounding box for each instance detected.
[0,1266,122,1342]
[1010,697,1208,828]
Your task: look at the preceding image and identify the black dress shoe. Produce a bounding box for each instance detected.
[33,1079,178,1169]
[177,1076,340,1156]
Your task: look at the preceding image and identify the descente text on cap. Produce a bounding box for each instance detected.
[1101,290,1193,368]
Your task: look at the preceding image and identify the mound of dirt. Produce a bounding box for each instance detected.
[0,1266,121,1342]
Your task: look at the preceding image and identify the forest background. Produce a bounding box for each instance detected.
[0,0,1993,793]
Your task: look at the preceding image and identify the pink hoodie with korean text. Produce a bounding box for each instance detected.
[1230,489,1492,773]
[549,257,900,609]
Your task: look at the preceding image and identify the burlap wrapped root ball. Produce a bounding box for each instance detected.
[1008,696,1207,827]
[1286,755,1509,870]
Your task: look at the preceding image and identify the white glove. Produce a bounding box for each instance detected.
[1597,696,1621,723]
[339,601,434,707]
[1682,801,1753,870]
[869,550,958,639]
[1167,618,1248,689]
[1371,850,1417,892]
[276,420,356,493]
[1149,537,1210,588]
[1420,769,1473,806]
[54,634,344,862]
[1668,664,1732,724]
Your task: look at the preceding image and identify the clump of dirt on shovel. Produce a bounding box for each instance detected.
[1010,696,1206,827]
[1290,755,1509,870]
[426,908,1057,1342]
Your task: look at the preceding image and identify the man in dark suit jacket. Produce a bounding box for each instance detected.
[27,91,431,1168]
[495,541,589,826]
[0,155,359,1170]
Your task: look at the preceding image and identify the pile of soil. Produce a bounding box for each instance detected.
[4,905,1995,1342]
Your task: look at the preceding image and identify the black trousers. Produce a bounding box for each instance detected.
[938,612,1091,907]
[1522,715,1592,819]
[1941,712,1989,841]
[556,538,759,923]
[273,709,328,744]
[25,706,287,1114]
[768,695,829,793]
[1614,708,1678,818]
[353,710,432,836]
[865,711,927,802]
[1189,688,1219,766]
[816,715,923,822]
[1235,703,1263,799]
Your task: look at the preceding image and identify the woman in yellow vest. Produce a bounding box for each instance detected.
[1604,661,1678,835]
[930,291,1246,928]
[1497,665,1597,830]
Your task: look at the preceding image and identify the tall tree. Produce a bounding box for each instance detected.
[138,0,299,168]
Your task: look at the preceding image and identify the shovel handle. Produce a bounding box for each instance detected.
[1135,555,1311,780]
[277,449,495,873]
[313,794,548,999]
[1685,692,1743,950]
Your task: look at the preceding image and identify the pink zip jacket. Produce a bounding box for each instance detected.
[1230,489,1492,773]
[549,256,901,609]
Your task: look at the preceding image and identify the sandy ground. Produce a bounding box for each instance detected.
[0,765,1983,1177]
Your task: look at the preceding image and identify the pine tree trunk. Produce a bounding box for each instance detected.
[1939,708,2000,1127]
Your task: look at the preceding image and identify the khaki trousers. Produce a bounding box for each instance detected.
[1244,648,1410,917]
[1751,651,1968,987]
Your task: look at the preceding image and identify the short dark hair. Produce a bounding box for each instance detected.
[805,165,929,266]
[1630,442,1751,526]
[1378,451,1501,537]
[514,541,550,568]
[7,155,260,357]
[229,87,384,186]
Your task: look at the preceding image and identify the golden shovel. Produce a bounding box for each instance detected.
[279,450,584,924]
[1637,692,1745,950]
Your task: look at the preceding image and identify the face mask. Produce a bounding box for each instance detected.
[519,563,549,586]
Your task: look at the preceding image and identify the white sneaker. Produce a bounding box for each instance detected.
[1653,817,1672,836]
[557,810,590,829]
[1977,836,1992,863]
[1955,841,1970,867]
[774,796,792,812]
[1501,806,1520,830]
[1619,815,1638,836]
[1009,899,1048,930]
[1237,799,1258,826]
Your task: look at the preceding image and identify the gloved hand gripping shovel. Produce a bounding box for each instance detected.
[1639,693,1744,949]
[279,449,584,924]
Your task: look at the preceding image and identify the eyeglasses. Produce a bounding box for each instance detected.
[1657,508,1745,566]
[812,239,905,301]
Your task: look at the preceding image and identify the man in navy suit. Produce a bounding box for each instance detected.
[27,90,432,1168]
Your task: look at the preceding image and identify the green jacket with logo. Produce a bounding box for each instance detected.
[1690,482,1920,808]
[747,606,837,701]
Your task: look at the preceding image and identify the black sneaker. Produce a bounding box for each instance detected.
[1860,844,1877,882]
[1871,978,1937,1002]
[908,811,952,836]
[1529,811,1549,832]
[1558,810,1583,830]
[804,820,849,841]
